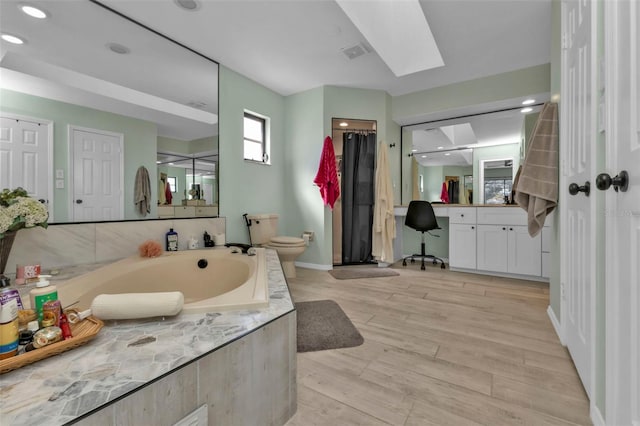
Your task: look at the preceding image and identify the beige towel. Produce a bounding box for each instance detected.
[514,102,559,237]
[372,141,396,263]
[134,166,151,217]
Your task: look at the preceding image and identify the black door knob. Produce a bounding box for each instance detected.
[569,181,591,196]
[75,199,83,204]
[595,170,629,192]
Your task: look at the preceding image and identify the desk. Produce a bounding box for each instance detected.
[393,205,550,281]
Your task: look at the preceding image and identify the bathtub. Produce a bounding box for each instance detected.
[56,247,269,315]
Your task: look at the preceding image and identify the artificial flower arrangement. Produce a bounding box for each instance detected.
[0,187,49,239]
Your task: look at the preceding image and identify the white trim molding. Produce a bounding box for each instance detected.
[547,305,565,346]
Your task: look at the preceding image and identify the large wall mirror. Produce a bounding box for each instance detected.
[0,0,219,223]
[401,101,545,205]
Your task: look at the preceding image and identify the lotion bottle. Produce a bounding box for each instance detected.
[29,275,58,324]
[166,228,178,251]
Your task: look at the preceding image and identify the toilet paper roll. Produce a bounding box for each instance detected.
[214,233,225,246]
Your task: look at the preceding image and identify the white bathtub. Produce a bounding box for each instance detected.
[56,247,269,315]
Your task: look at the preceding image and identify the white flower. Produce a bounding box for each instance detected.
[0,208,12,234]
[0,196,48,238]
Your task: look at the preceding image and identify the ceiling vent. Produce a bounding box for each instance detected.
[341,42,373,60]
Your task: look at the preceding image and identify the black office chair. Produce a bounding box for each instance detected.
[402,201,446,270]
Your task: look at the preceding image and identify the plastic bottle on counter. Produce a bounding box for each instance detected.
[29,275,58,325]
[0,279,24,310]
[0,298,19,359]
[166,228,178,251]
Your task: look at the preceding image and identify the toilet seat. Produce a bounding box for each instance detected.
[268,236,305,247]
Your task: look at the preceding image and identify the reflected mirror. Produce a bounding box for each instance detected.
[401,102,544,205]
[0,0,219,223]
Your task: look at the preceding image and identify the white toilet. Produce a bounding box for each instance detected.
[246,214,306,278]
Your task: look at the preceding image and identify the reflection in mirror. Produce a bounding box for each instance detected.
[479,158,514,204]
[0,0,218,223]
[403,103,544,205]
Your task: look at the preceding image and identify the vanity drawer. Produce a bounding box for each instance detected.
[174,206,196,218]
[448,207,476,224]
[477,207,527,226]
[157,206,175,218]
[196,206,218,217]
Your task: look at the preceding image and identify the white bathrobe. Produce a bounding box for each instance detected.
[372,141,396,263]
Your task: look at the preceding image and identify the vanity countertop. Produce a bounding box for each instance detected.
[0,249,294,426]
[394,204,521,208]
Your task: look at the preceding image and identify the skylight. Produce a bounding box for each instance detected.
[336,0,444,77]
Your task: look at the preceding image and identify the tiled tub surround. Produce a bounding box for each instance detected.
[1,221,297,425]
[4,217,227,274]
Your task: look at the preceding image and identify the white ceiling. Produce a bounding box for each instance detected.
[98,0,551,97]
[0,0,551,138]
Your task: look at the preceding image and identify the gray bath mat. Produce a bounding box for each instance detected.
[329,265,399,280]
[296,300,364,353]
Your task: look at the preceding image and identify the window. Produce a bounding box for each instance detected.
[484,178,513,204]
[243,112,269,163]
[167,176,176,193]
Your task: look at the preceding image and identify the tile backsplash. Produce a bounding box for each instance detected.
[4,218,226,274]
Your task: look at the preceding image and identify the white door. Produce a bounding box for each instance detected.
[507,226,541,276]
[603,1,640,423]
[71,126,123,222]
[0,115,52,217]
[448,224,476,269]
[560,0,597,398]
[476,225,508,273]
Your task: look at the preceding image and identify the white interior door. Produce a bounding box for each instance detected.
[604,1,640,424]
[560,0,596,398]
[71,126,123,222]
[0,115,53,218]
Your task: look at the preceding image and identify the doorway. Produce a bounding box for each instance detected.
[70,126,124,222]
[331,118,377,265]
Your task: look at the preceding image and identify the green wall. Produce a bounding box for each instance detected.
[218,65,286,244]
[1,89,158,222]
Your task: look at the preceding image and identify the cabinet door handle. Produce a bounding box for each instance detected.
[461,214,464,217]
[509,227,513,231]
[502,227,506,230]
[471,226,475,230]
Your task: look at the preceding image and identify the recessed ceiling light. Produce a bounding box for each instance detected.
[339,122,349,127]
[437,146,443,150]
[522,99,536,105]
[421,155,427,158]
[169,163,175,166]
[444,153,451,156]
[20,4,48,19]
[106,42,130,55]
[156,161,161,164]
[521,107,533,113]
[411,149,417,152]
[1,34,25,44]
[174,0,200,11]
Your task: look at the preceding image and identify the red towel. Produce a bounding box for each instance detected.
[165,181,172,204]
[440,182,449,203]
[313,136,340,209]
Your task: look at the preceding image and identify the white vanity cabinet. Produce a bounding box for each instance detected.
[449,208,477,269]
[476,209,542,276]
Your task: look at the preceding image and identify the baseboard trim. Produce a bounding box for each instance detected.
[547,305,565,346]
[590,403,605,426]
[295,261,332,271]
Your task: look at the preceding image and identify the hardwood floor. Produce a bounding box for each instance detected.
[285,263,591,426]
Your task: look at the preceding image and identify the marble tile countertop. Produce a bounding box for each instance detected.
[0,249,294,426]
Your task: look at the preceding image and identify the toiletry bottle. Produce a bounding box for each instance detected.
[188,235,198,250]
[0,298,19,359]
[0,280,24,311]
[29,275,58,324]
[166,228,178,251]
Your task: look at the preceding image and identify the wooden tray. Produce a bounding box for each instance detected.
[0,315,104,375]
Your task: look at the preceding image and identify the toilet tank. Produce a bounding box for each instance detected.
[247,214,279,245]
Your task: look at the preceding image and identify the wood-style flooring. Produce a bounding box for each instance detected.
[285,262,591,426]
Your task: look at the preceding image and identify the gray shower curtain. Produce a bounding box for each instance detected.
[341,132,376,264]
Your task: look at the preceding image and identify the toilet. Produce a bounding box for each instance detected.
[246,214,306,278]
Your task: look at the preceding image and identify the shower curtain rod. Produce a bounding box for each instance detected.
[332,128,377,132]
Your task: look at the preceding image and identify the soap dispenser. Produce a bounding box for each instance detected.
[29,275,58,324]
